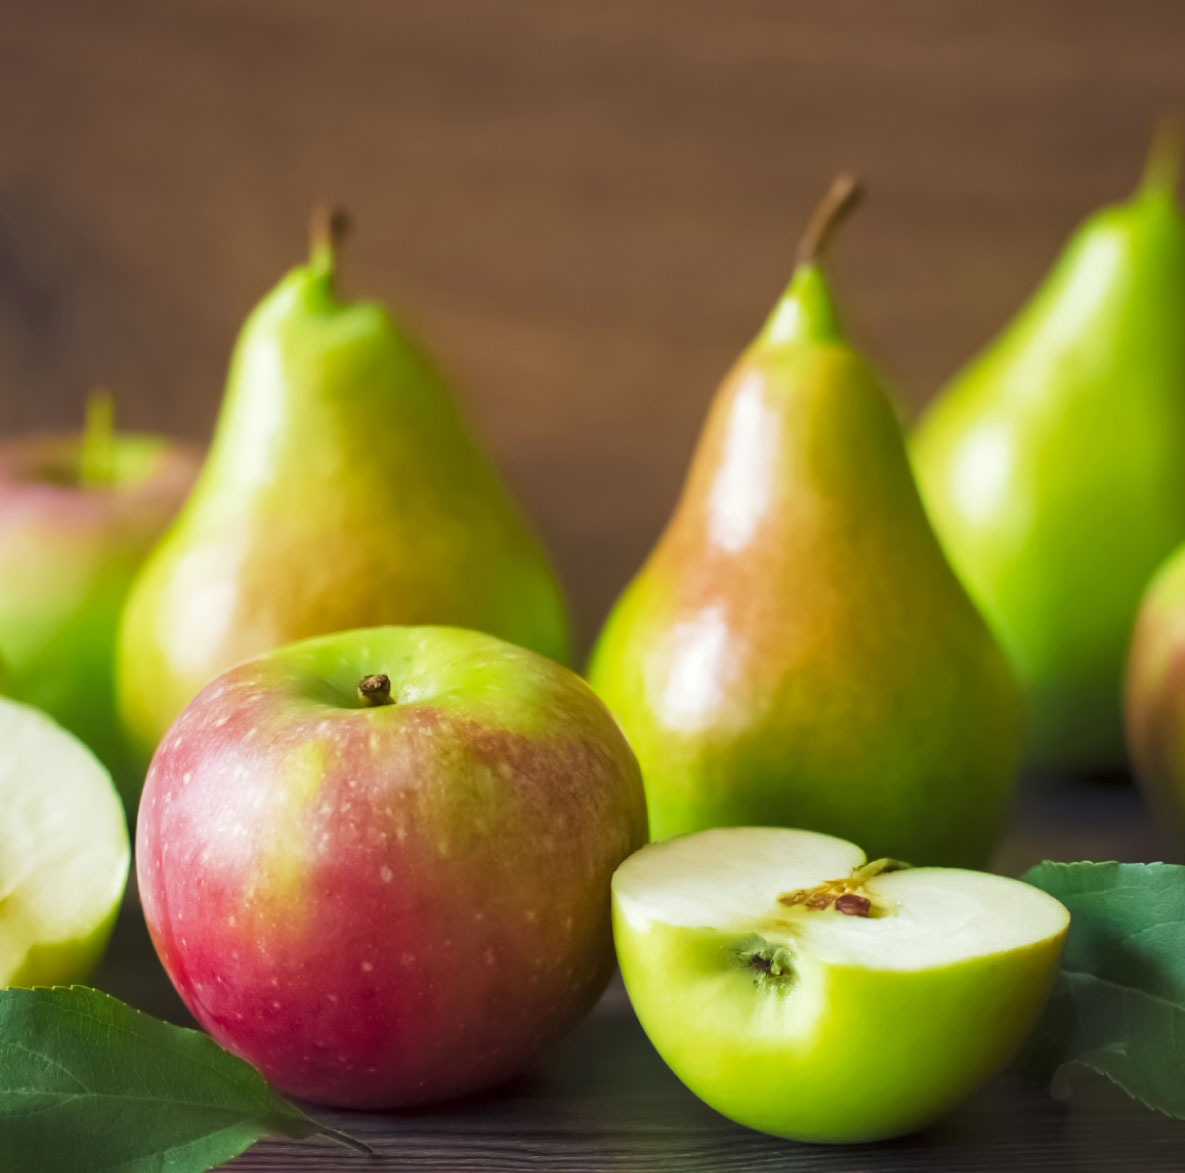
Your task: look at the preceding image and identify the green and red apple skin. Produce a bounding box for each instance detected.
[0,425,198,803]
[1126,544,1185,837]
[613,828,1069,1143]
[137,625,647,1109]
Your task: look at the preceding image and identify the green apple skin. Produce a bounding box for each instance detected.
[1125,543,1185,837]
[0,433,198,805]
[6,903,122,989]
[912,141,1185,769]
[612,829,1068,1144]
[118,222,570,771]
[615,917,1062,1143]
[137,626,646,1109]
[588,251,1021,866]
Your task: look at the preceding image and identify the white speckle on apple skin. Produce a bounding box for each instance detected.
[245,727,258,740]
[272,1000,281,1010]
[214,716,229,728]
[380,866,393,883]
[361,961,374,973]
[401,952,415,967]
[327,993,338,1004]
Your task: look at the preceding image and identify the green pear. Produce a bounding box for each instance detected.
[587,178,1021,867]
[912,127,1185,769]
[118,209,569,772]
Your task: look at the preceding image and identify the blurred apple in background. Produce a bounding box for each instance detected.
[0,393,199,806]
[1125,544,1185,842]
[137,625,647,1108]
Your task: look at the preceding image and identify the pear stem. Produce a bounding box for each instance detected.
[309,203,351,282]
[1141,118,1183,199]
[78,388,117,489]
[796,174,863,266]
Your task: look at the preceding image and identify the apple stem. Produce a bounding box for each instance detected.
[309,203,351,288]
[357,674,394,707]
[79,388,117,489]
[796,174,863,266]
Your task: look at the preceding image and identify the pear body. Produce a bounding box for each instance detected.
[912,171,1185,768]
[118,252,569,768]
[588,266,1021,868]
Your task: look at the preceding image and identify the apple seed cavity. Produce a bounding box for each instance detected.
[778,857,909,917]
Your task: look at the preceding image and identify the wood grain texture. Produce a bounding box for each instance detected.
[2,1,1185,648]
[92,783,1185,1171]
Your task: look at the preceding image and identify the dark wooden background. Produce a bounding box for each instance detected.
[3,0,1185,649]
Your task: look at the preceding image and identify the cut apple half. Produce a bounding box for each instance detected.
[612,826,1069,1143]
[0,697,130,987]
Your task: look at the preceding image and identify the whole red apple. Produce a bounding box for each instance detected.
[137,625,647,1108]
[0,395,198,802]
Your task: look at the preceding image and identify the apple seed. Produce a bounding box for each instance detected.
[834,893,871,917]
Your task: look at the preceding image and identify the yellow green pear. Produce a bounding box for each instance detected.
[912,126,1185,768]
[118,209,569,773]
[588,178,1022,867]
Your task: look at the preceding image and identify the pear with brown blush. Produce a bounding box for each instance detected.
[588,177,1022,867]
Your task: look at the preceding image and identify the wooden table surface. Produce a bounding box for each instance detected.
[93,777,1185,1172]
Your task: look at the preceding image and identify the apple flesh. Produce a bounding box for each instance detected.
[0,421,198,803]
[0,696,130,987]
[613,827,1068,1143]
[137,625,647,1108]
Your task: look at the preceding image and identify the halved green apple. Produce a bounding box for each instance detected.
[612,827,1068,1143]
[0,697,129,987]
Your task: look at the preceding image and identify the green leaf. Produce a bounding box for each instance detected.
[1021,860,1185,1117]
[0,985,370,1173]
